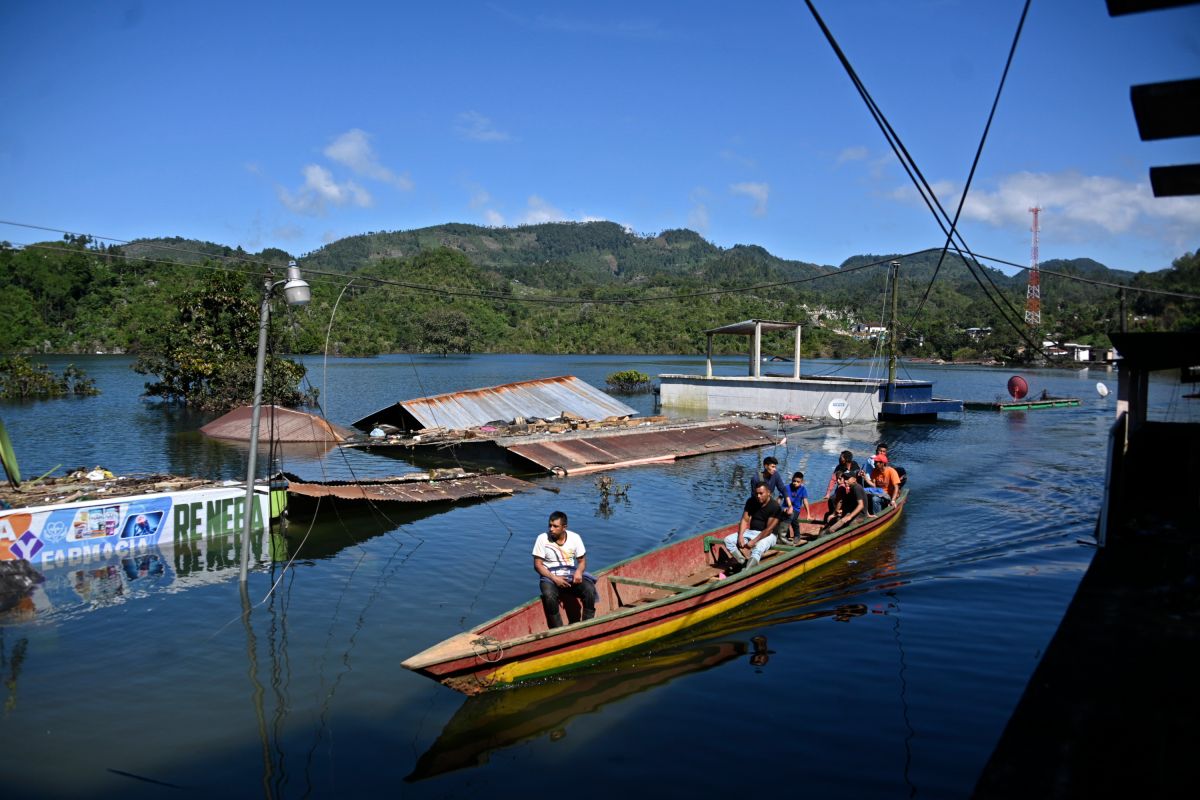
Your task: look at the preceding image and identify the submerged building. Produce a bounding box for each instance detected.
[657,319,962,422]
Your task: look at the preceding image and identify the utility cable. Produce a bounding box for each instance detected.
[804,0,1051,360]
[907,0,1031,329]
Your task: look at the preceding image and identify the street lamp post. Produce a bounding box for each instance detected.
[239,260,310,586]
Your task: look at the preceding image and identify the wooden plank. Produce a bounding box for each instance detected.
[608,575,690,593]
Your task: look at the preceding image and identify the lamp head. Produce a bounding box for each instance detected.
[282,260,311,306]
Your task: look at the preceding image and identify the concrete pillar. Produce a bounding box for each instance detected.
[752,322,762,378]
[706,333,713,378]
[792,326,801,379]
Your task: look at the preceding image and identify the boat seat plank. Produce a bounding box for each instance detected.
[608,575,691,593]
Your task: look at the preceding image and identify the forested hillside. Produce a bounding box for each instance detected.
[1,223,1195,362]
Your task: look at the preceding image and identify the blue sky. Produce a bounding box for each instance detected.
[2,0,1198,273]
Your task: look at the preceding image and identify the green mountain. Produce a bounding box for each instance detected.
[2,224,1195,361]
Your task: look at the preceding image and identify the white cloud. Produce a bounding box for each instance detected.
[469,187,492,209]
[478,195,611,227]
[323,129,413,190]
[687,186,711,232]
[730,182,769,217]
[836,146,869,165]
[519,195,567,224]
[278,164,372,215]
[888,180,957,206]
[890,170,1200,257]
[455,111,511,142]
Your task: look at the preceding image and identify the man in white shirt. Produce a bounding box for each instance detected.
[532,510,598,628]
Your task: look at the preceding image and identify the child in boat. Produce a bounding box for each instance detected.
[532,510,598,629]
[783,471,811,542]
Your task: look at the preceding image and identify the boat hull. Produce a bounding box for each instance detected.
[403,491,906,694]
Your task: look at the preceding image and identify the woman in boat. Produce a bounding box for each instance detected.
[532,511,598,629]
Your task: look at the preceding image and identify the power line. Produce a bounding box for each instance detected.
[907,0,1032,329]
[804,0,1050,359]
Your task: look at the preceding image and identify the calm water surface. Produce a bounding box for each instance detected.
[0,354,1175,798]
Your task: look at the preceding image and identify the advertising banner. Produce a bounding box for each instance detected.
[0,486,271,568]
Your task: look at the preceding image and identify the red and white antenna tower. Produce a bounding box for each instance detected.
[1025,206,1041,327]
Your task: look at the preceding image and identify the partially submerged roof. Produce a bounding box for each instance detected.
[504,420,777,475]
[201,405,354,443]
[282,471,533,504]
[352,376,638,432]
[704,319,801,336]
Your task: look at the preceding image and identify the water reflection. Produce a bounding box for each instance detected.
[1,629,29,716]
[407,640,748,781]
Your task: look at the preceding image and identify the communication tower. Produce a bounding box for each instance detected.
[1025,207,1041,327]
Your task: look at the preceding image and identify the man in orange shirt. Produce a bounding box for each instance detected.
[869,453,902,514]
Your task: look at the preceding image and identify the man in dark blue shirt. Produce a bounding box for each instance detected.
[754,456,793,520]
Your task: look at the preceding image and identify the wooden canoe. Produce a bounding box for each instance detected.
[402,488,907,694]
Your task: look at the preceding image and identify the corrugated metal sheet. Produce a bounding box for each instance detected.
[282,471,533,503]
[504,420,777,475]
[354,376,638,432]
[200,405,354,443]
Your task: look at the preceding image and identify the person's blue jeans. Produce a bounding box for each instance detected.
[540,575,599,628]
[865,489,889,515]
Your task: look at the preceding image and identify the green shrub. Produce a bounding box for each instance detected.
[606,369,652,394]
[0,356,99,399]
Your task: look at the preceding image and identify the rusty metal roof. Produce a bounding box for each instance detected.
[352,376,638,432]
[504,420,777,475]
[200,405,354,443]
[282,471,534,503]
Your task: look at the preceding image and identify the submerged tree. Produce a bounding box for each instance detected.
[418,307,475,356]
[132,271,317,412]
[0,356,99,399]
[605,369,652,394]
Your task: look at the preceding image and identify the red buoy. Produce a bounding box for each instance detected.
[1007,375,1029,400]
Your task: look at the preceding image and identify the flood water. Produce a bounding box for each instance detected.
[0,354,1184,798]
